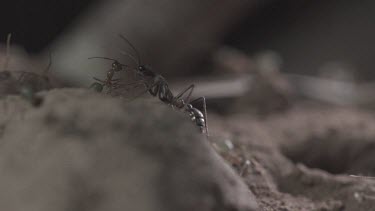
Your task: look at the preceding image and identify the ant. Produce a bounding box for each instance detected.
[1,33,50,106]
[15,53,52,92]
[117,34,209,135]
[15,52,53,107]
[89,57,128,93]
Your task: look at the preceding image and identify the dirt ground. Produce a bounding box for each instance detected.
[0,59,375,210]
[209,103,375,210]
[0,88,260,211]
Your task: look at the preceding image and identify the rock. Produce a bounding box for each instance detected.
[0,88,258,211]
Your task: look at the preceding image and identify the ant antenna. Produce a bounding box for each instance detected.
[88,56,118,61]
[118,34,141,65]
[119,50,139,66]
[88,57,127,67]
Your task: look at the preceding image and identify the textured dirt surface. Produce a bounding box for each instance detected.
[0,88,257,211]
[0,72,375,210]
[209,104,375,210]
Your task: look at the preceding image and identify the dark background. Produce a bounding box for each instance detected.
[1,0,375,81]
[1,0,94,52]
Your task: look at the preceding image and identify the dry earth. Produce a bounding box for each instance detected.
[210,104,375,210]
[0,88,257,211]
[0,83,374,210]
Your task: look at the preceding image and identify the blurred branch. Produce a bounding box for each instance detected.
[175,73,375,107]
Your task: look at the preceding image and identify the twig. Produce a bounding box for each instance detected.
[350,175,375,180]
[173,73,375,107]
[3,33,12,71]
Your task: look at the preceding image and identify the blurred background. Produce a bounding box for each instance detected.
[1,0,375,113]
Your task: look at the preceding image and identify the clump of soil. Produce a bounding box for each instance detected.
[210,104,375,210]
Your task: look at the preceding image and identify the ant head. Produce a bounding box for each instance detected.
[112,61,122,71]
[138,65,146,72]
[138,64,153,71]
[112,61,127,72]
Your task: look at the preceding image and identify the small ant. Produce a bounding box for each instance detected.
[1,33,20,91]
[1,33,51,106]
[17,53,53,107]
[89,57,128,93]
[117,34,209,135]
[15,51,54,107]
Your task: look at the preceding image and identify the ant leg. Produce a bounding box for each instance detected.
[148,82,160,97]
[122,81,160,102]
[93,77,106,83]
[158,83,174,103]
[110,79,121,85]
[118,80,147,86]
[190,97,209,136]
[111,82,121,89]
[175,84,195,103]
[115,80,149,92]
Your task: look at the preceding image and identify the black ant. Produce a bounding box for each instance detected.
[89,57,128,93]
[117,34,209,135]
